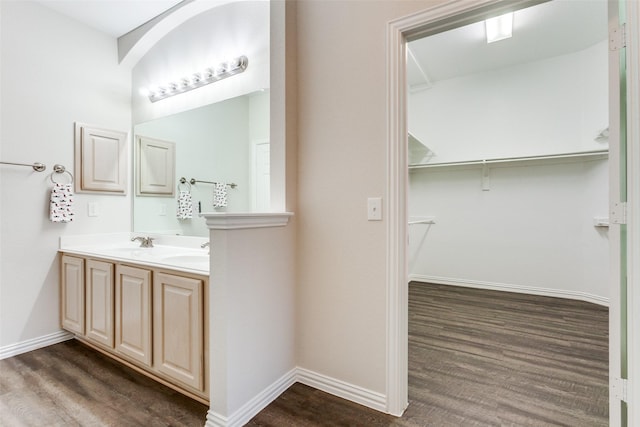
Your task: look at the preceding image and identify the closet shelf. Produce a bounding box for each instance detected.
[409,149,609,170]
[409,132,435,164]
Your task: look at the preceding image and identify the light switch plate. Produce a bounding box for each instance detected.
[367,197,382,221]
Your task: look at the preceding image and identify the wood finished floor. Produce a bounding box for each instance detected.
[0,339,209,426]
[0,282,608,426]
[248,282,609,426]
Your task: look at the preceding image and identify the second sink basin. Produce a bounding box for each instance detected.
[161,254,209,265]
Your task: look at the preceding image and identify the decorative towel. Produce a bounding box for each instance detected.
[213,183,228,208]
[176,190,193,220]
[49,183,74,223]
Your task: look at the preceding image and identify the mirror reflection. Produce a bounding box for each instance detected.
[133,90,270,237]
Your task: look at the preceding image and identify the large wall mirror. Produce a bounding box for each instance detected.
[133,90,270,237]
[130,1,272,237]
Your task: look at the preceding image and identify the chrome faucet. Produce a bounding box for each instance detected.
[131,236,155,248]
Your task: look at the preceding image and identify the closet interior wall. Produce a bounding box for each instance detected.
[408,38,609,304]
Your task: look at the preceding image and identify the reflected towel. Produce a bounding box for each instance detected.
[49,183,74,223]
[177,190,193,220]
[213,183,227,208]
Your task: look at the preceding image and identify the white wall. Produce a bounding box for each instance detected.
[409,40,609,163]
[409,159,609,302]
[0,1,131,351]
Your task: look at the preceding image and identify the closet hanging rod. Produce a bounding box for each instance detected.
[408,219,436,225]
[409,149,609,170]
[180,177,237,189]
[0,161,46,172]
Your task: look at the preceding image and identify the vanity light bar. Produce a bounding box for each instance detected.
[145,56,249,103]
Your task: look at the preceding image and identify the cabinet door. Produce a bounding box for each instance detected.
[115,265,152,367]
[153,272,203,391]
[60,255,85,335]
[85,259,114,348]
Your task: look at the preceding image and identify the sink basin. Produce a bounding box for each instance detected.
[161,254,209,264]
[105,246,188,256]
[105,247,140,253]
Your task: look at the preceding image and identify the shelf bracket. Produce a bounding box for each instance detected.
[481,161,490,191]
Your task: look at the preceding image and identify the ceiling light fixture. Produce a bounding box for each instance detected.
[485,13,513,43]
[145,55,248,102]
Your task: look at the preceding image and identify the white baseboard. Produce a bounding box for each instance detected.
[409,274,609,307]
[0,330,73,360]
[206,368,297,427]
[206,367,387,426]
[296,367,387,413]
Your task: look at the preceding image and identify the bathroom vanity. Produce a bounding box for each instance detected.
[59,234,209,404]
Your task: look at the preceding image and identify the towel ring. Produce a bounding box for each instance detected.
[50,164,74,184]
[178,177,191,192]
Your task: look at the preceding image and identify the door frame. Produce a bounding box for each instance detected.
[623,0,640,422]
[385,0,639,422]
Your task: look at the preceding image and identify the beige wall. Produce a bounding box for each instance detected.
[296,0,441,394]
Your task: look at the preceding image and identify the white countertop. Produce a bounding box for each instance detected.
[59,233,210,275]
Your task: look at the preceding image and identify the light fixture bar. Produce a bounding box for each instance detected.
[146,55,249,102]
[485,13,513,44]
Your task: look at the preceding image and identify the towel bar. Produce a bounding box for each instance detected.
[0,160,46,172]
[180,177,237,189]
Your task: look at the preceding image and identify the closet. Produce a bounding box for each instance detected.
[406,0,609,304]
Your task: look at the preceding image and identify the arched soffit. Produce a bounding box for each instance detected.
[118,0,255,68]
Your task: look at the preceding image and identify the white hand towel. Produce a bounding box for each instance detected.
[213,183,228,208]
[49,183,74,223]
[176,190,193,220]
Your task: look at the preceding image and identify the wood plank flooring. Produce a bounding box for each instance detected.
[0,282,608,426]
[248,282,608,426]
[0,339,208,426]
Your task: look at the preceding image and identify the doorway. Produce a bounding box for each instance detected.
[385,0,630,423]
[406,0,609,300]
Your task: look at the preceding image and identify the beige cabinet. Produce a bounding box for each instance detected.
[136,135,175,196]
[60,255,85,335]
[85,259,114,348]
[153,272,204,392]
[74,123,128,194]
[115,264,152,367]
[60,253,208,403]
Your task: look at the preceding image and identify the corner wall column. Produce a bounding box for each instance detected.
[203,213,296,427]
